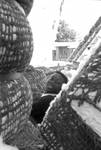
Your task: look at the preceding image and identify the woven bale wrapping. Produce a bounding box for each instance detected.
[40,44,101,149]
[39,18,101,149]
[24,65,47,103]
[9,120,46,149]
[40,91,101,150]
[15,0,34,16]
[0,0,33,73]
[0,74,33,144]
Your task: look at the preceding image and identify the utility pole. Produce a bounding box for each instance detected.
[59,0,65,16]
[52,0,65,31]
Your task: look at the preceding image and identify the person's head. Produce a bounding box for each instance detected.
[45,71,68,94]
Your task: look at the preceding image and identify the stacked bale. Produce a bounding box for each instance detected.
[39,16,101,150]
[0,0,46,150]
[24,65,47,103]
[15,0,34,16]
[1,0,101,150]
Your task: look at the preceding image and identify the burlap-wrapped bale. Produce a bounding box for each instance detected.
[0,74,32,143]
[0,0,33,74]
[0,73,45,149]
[39,16,101,150]
[15,0,34,16]
[0,0,46,150]
[24,65,47,103]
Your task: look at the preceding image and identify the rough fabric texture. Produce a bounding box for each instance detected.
[0,0,33,73]
[0,75,32,142]
[40,91,101,150]
[0,1,46,149]
[9,120,46,150]
[1,0,101,149]
[0,0,46,150]
[0,74,46,150]
[15,0,34,16]
[36,66,54,76]
[39,18,101,149]
[24,65,47,103]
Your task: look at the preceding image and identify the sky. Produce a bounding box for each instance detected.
[62,0,101,37]
[28,0,101,67]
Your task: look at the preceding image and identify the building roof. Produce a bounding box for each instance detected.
[53,41,79,48]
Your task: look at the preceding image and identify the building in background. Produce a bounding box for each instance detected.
[52,41,79,61]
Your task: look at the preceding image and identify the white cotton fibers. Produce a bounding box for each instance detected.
[0,136,18,150]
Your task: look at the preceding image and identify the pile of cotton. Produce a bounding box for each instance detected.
[0,136,18,150]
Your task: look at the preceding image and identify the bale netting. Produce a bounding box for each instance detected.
[39,16,101,150]
[24,65,47,103]
[0,0,33,74]
[15,0,34,16]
